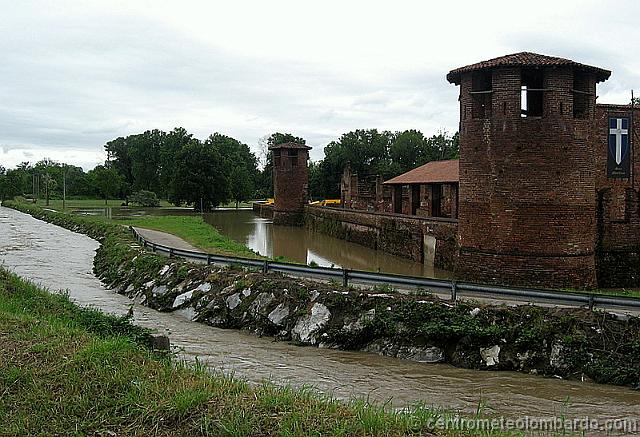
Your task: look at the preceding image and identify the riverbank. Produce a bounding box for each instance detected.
[4,199,640,390]
[2,268,479,436]
[114,215,264,259]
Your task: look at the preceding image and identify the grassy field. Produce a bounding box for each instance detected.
[41,197,254,210]
[112,214,263,259]
[0,267,529,436]
[41,198,174,209]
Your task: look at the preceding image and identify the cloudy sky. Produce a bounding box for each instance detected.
[1,0,639,169]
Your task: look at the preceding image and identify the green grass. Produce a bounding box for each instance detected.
[112,215,262,259]
[0,268,541,436]
[41,197,173,209]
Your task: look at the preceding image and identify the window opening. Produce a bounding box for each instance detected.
[471,71,492,119]
[572,72,591,119]
[521,68,544,118]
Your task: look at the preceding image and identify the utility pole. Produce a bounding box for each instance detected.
[62,165,67,210]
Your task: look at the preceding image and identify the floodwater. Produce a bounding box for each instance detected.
[74,206,451,278]
[1,206,639,435]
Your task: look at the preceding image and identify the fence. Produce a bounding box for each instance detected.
[130,227,640,312]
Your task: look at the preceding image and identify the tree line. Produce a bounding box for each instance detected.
[0,128,458,208]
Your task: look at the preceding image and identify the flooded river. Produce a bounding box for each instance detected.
[74,206,450,278]
[1,206,638,434]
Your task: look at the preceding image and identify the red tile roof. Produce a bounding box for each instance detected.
[384,159,459,185]
[447,52,611,84]
[268,142,311,150]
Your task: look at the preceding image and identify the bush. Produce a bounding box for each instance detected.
[129,190,160,207]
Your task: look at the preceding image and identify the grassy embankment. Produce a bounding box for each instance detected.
[114,215,263,259]
[0,264,529,436]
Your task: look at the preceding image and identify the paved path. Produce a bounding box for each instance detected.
[133,227,201,252]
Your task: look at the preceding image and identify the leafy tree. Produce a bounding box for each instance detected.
[172,141,229,211]
[89,165,124,205]
[129,190,160,207]
[2,169,29,200]
[389,129,425,174]
[205,133,258,207]
[160,127,193,201]
[0,165,6,201]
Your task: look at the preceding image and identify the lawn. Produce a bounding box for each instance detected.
[42,198,173,209]
[0,267,525,436]
[112,214,262,259]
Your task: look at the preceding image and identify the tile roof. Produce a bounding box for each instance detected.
[268,142,311,150]
[446,52,611,84]
[384,159,459,185]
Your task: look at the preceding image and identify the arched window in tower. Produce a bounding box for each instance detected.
[520,68,544,118]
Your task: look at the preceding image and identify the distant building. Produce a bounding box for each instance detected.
[383,159,459,219]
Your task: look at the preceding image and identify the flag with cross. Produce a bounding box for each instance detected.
[607,116,631,178]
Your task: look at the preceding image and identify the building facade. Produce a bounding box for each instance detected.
[447,52,637,288]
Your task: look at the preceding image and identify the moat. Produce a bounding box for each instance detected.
[72,206,451,278]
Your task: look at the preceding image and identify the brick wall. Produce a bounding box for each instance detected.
[272,146,309,225]
[457,66,598,289]
[305,206,458,270]
[595,105,640,286]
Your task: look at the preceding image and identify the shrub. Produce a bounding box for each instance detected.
[129,190,160,207]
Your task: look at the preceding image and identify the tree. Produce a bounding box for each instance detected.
[389,130,425,174]
[172,141,229,211]
[205,133,259,208]
[89,165,124,205]
[0,165,6,201]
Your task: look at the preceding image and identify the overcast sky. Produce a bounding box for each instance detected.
[1,0,639,170]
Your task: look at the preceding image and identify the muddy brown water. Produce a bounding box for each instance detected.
[72,206,451,278]
[1,206,639,434]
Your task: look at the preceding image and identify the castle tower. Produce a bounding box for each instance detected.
[447,52,611,288]
[269,142,311,226]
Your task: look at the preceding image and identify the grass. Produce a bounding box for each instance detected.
[40,198,173,209]
[111,215,263,259]
[41,197,254,210]
[0,268,541,436]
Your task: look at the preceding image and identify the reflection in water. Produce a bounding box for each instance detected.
[74,206,451,277]
[203,210,451,278]
[1,206,640,434]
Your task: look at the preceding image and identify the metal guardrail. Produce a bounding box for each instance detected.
[129,226,640,311]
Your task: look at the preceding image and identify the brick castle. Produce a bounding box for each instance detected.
[271,52,639,289]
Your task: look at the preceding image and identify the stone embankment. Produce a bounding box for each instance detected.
[5,200,640,389]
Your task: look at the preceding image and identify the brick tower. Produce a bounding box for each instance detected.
[447,52,611,288]
[269,142,311,226]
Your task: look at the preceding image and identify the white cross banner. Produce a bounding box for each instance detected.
[607,116,631,178]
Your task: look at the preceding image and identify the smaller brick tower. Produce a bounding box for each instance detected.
[269,142,311,225]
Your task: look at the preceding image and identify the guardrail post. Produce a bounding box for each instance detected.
[450,281,458,302]
[152,243,156,253]
[263,260,269,274]
[207,254,212,265]
[588,294,595,311]
[342,269,349,288]
[168,248,174,258]
[142,240,147,248]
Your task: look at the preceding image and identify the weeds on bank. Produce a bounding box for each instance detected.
[0,268,571,436]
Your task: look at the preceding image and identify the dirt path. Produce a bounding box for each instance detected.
[133,227,200,252]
